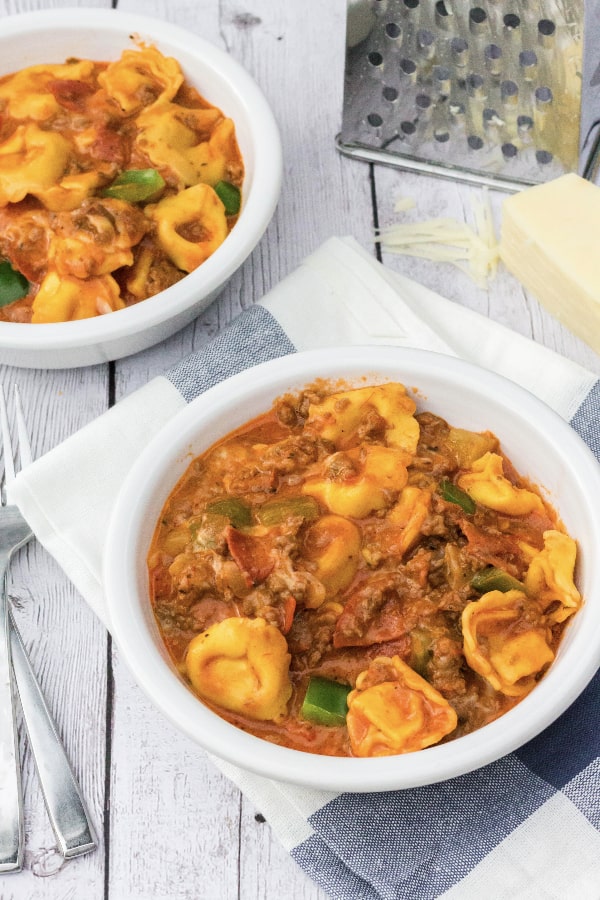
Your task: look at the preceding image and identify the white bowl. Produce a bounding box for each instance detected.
[0,9,282,368]
[104,347,600,792]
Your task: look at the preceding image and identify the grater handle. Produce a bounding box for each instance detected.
[581,120,600,183]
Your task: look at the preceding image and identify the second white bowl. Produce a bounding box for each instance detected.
[0,8,282,368]
[104,346,600,792]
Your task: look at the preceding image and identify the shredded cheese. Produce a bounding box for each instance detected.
[376,190,500,289]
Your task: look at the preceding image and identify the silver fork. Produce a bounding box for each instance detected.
[0,385,96,872]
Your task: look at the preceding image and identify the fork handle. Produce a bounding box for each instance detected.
[0,568,24,873]
[9,610,97,860]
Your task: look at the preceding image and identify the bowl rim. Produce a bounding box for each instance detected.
[0,8,282,353]
[103,346,600,791]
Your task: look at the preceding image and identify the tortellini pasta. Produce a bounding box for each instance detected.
[444,427,499,468]
[305,382,420,457]
[185,117,241,188]
[462,589,554,697]
[185,616,292,722]
[146,183,228,272]
[302,445,409,518]
[525,531,581,623]
[346,656,457,756]
[303,515,361,602]
[136,105,237,189]
[97,46,183,114]
[0,60,95,120]
[386,486,432,558]
[458,452,544,515]
[36,172,104,213]
[0,125,70,205]
[48,198,148,278]
[31,272,124,322]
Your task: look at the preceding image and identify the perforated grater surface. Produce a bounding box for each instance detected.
[337,0,600,190]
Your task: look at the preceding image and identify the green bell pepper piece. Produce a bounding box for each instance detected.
[301,676,351,727]
[471,566,525,593]
[410,627,433,677]
[205,498,252,529]
[256,496,320,526]
[0,261,29,307]
[439,478,476,515]
[214,180,241,215]
[102,168,165,202]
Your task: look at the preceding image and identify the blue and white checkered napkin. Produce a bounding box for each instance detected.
[10,237,600,899]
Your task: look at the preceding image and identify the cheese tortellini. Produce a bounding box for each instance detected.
[146,183,228,272]
[458,452,544,515]
[303,515,361,601]
[48,198,148,278]
[302,382,422,518]
[346,656,457,756]
[31,272,124,323]
[98,46,183,114]
[462,589,554,697]
[525,531,581,623]
[0,125,70,206]
[0,60,95,121]
[303,445,409,518]
[386,486,432,558]
[135,103,222,187]
[185,616,292,722]
[136,106,240,189]
[305,382,420,457]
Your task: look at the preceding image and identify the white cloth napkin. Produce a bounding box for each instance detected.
[9,237,600,899]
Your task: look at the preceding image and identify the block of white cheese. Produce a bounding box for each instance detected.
[500,173,600,355]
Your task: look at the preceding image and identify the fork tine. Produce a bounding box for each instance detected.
[13,386,32,470]
[0,384,15,484]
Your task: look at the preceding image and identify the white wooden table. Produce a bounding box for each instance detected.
[1,2,599,899]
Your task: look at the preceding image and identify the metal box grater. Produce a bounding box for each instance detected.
[337,0,600,190]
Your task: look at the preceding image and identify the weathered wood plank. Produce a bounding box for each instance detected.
[0,366,109,900]
[0,4,112,893]
[108,654,243,900]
